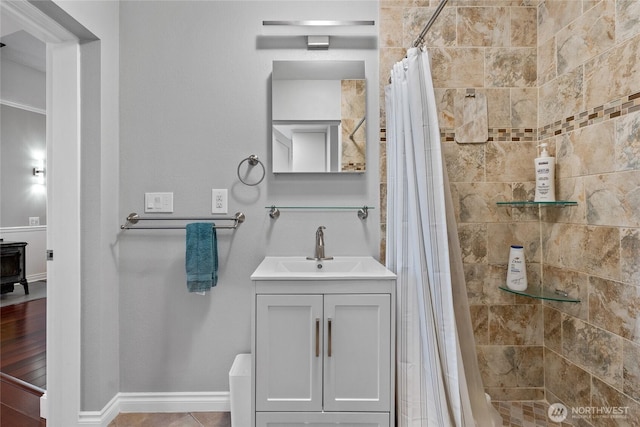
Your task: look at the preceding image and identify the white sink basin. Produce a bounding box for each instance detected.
[251,256,396,280]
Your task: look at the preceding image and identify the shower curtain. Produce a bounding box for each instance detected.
[385,48,502,427]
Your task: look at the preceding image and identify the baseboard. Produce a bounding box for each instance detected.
[27,273,47,282]
[77,391,230,426]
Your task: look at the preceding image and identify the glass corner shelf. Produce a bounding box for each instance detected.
[496,200,577,207]
[499,286,581,303]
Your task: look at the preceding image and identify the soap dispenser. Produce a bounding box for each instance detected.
[534,143,556,202]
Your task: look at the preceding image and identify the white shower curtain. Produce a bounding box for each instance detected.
[385,48,502,427]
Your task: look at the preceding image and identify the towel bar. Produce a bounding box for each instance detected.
[120,212,245,230]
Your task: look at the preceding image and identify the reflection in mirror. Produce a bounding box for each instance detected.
[272,60,366,173]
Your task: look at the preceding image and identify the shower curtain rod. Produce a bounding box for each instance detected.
[412,0,449,47]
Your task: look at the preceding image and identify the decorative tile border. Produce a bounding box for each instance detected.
[381,91,640,147]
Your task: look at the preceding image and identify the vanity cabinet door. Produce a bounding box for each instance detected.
[323,294,391,412]
[255,294,323,412]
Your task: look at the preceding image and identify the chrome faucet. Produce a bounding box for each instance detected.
[308,226,333,261]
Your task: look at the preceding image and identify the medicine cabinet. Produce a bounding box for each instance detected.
[271,60,366,173]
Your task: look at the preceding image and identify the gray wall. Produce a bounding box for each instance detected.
[119,0,379,392]
[0,104,46,227]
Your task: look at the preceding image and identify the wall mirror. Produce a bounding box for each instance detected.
[272,60,366,173]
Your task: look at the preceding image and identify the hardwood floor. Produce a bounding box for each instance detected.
[1,297,46,426]
[0,298,47,389]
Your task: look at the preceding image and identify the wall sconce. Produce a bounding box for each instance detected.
[33,166,45,177]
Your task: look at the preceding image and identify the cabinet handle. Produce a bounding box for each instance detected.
[315,318,320,357]
[327,318,332,357]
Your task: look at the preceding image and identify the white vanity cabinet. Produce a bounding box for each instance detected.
[251,258,395,427]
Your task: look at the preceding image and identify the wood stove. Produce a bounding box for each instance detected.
[1,241,29,295]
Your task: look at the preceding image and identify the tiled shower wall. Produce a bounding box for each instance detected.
[379,0,640,418]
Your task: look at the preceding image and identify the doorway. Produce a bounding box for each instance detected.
[0,0,101,424]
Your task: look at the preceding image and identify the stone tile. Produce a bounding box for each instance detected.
[430,47,485,88]
[544,306,562,354]
[457,223,488,263]
[589,275,640,343]
[510,7,536,48]
[451,182,512,223]
[616,0,640,43]
[485,47,537,88]
[541,265,588,321]
[511,88,537,128]
[624,340,640,402]
[476,345,543,388]
[485,141,537,182]
[585,35,640,111]
[537,37,556,86]
[621,228,640,285]
[442,141,485,183]
[585,170,640,228]
[537,0,583,46]
[110,413,201,427]
[465,263,515,305]
[542,223,620,281]
[380,6,404,48]
[556,120,617,178]
[539,67,584,126]
[485,387,544,402]
[470,304,489,345]
[191,412,231,427]
[435,88,456,128]
[615,110,640,172]
[556,0,615,76]
[545,348,591,410]
[511,182,539,222]
[562,316,623,389]
[541,177,587,225]
[486,222,541,264]
[591,376,640,427]
[485,88,511,128]
[403,6,456,48]
[489,304,542,345]
[457,6,509,47]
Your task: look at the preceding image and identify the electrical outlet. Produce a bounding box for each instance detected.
[29,217,40,226]
[212,189,228,214]
[144,192,174,213]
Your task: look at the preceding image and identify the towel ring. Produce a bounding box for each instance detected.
[237,154,266,186]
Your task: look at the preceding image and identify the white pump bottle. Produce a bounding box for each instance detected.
[534,143,555,202]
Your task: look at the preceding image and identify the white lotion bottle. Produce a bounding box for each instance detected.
[534,143,556,202]
[506,245,527,291]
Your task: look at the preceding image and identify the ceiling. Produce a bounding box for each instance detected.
[0,29,46,73]
[1,8,46,74]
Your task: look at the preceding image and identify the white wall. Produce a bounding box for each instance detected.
[0,58,46,110]
[119,0,379,394]
[0,104,47,227]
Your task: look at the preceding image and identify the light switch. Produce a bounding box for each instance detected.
[144,192,174,213]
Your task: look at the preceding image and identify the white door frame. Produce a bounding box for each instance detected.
[1,1,94,424]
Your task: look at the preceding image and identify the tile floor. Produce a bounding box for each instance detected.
[108,402,578,426]
[492,401,577,427]
[108,411,230,427]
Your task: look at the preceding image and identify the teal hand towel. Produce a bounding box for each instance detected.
[185,223,218,293]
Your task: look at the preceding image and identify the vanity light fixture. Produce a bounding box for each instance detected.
[262,20,374,27]
[262,20,375,50]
